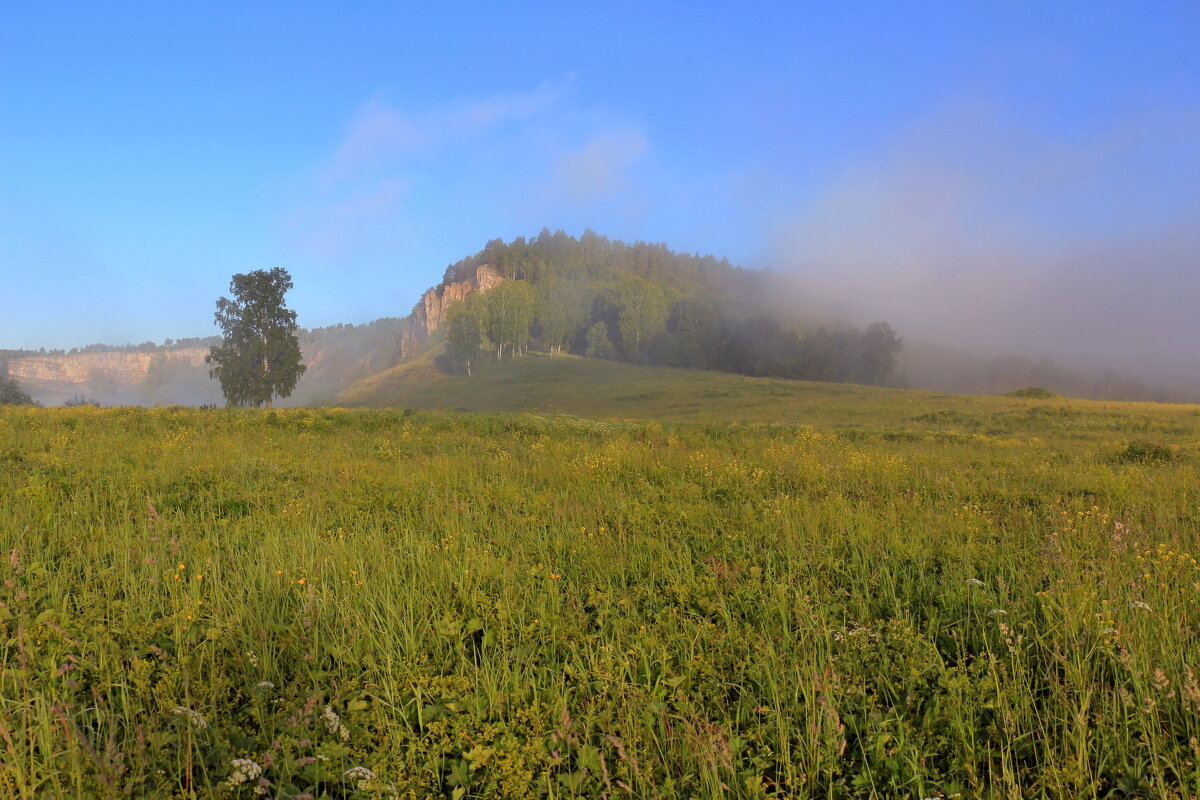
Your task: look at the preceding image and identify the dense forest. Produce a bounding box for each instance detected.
[438,229,904,384]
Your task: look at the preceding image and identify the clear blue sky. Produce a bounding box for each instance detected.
[2,2,1198,374]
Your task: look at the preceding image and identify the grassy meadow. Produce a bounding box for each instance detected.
[2,383,1200,798]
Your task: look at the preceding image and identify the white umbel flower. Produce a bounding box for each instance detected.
[965,578,985,587]
[344,765,376,789]
[322,705,350,741]
[228,758,263,785]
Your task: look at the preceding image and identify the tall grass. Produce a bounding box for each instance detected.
[1,402,1198,798]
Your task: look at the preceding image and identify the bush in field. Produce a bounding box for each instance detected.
[1113,440,1176,464]
[63,393,101,408]
[1005,386,1057,399]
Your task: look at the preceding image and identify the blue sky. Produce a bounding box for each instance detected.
[2,3,1198,377]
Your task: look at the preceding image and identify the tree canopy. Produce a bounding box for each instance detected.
[443,295,486,375]
[434,230,905,387]
[206,268,306,408]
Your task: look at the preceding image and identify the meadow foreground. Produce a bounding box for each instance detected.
[1,398,1199,798]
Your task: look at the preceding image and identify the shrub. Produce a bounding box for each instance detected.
[64,394,101,408]
[1113,440,1175,465]
[1005,386,1057,399]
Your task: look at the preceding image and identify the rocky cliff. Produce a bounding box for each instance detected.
[8,349,209,395]
[399,264,503,359]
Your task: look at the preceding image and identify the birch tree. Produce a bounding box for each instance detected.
[206,268,306,408]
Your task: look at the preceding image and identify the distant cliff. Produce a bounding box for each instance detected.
[399,264,503,359]
[7,349,212,403]
[5,264,504,406]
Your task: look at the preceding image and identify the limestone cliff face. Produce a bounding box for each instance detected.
[399,264,503,359]
[7,349,208,393]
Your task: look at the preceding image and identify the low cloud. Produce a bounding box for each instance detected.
[773,103,1200,385]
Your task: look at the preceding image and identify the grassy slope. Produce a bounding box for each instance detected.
[337,349,1200,442]
[335,349,891,421]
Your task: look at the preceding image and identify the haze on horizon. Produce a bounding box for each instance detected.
[2,3,1197,388]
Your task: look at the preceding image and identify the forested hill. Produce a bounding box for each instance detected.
[433,229,903,385]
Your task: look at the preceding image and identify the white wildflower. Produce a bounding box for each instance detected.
[228,758,263,785]
[322,705,350,741]
[988,608,1007,616]
[1129,601,1152,611]
[255,681,275,690]
[171,706,208,729]
[344,765,376,789]
[965,578,985,587]
[1100,627,1118,635]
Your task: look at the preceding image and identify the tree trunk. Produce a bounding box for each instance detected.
[262,347,272,409]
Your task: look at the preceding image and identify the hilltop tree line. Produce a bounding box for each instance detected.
[4,338,220,358]
[441,229,903,385]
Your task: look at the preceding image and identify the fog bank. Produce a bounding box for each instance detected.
[773,104,1200,391]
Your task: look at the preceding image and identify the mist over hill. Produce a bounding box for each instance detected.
[3,230,1192,407]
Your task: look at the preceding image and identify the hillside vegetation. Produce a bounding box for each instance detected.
[433,230,902,387]
[339,348,1199,438]
[2,388,1200,798]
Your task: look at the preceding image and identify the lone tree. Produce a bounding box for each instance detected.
[206,267,306,408]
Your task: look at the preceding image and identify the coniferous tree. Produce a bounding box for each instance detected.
[206,267,306,408]
[584,321,616,359]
